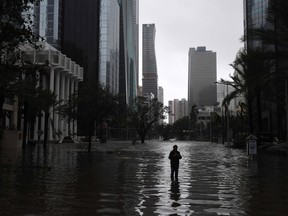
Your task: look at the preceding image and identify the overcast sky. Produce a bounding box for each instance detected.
[139,0,244,106]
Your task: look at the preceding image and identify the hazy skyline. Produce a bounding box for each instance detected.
[139,0,244,106]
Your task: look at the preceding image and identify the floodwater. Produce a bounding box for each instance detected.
[0,141,288,215]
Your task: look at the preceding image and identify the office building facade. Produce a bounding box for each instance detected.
[142,24,158,99]
[32,0,63,49]
[244,0,288,138]
[168,99,188,124]
[119,0,138,106]
[31,0,139,136]
[158,86,164,104]
[99,1,120,94]
[188,47,217,111]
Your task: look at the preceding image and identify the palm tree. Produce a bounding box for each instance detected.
[223,48,275,135]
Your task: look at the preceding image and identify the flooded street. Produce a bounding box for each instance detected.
[1,141,288,215]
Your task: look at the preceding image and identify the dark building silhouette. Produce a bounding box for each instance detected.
[142,24,158,99]
[244,0,288,139]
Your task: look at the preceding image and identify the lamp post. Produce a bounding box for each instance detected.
[215,81,229,144]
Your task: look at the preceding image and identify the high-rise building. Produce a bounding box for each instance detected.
[119,0,138,106]
[99,1,120,95]
[187,46,217,111]
[244,0,269,49]
[158,86,164,124]
[244,0,287,137]
[142,24,158,99]
[61,0,101,85]
[32,0,63,49]
[168,99,188,124]
[133,0,139,91]
[31,0,139,136]
[158,86,164,104]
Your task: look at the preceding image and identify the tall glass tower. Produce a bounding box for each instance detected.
[142,23,158,98]
[99,0,120,95]
[33,0,63,49]
[187,46,217,110]
[119,0,138,106]
[244,0,288,138]
[244,0,269,49]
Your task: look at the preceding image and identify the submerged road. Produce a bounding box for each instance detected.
[0,141,288,215]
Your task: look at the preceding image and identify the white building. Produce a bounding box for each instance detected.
[21,42,83,140]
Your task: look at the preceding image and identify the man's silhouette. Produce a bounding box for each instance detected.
[168,145,182,180]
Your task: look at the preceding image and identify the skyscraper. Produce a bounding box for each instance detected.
[188,46,217,111]
[32,0,63,49]
[244,0,269,49]
[158,86,164,105]
[61,0,101,85]
[99,1,120,95]
[32,0,139,135]
[119,0,138,106]
[142,24,158,98]
[168,99,188,124]
[244,0,288,137]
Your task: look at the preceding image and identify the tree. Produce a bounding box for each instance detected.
[189,104,199,139]
[128,96,168,144]
[156,123,173,141]
[0,0,41,126]
[173,116,189,140]
[0,1,41,100]
[223,48,275,135]
[58,83,119,151]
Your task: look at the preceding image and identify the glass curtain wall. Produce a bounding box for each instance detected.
[33,0,62,49]
[119,0,138,106]
[99,0,120,95]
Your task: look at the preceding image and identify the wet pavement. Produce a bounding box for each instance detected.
[1,140,288,215]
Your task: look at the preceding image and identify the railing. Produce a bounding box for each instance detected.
[20,46,84,81]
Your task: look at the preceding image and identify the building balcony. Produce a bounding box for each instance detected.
[20,42,83,81]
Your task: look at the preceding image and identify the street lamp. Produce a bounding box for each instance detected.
[214,81,230,144]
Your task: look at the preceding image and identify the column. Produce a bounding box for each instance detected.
[65,75,70,136]
[70,80,75,136]
[74,81,78,137]
[48,68,55,140]
[54,70,60,138]
[59,72,66,136]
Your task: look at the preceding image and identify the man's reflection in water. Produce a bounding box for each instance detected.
[170,180,181,207]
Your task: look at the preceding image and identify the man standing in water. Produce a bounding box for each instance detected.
[169,145,182,180]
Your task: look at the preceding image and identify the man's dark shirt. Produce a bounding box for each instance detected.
[169,150,182,167]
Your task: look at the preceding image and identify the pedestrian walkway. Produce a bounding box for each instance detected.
[0,140,288,215]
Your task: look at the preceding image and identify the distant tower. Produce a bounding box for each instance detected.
[187,46,217,111]
[168,99,188,124]
[142,24,158,98]
[158,86,164,104]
